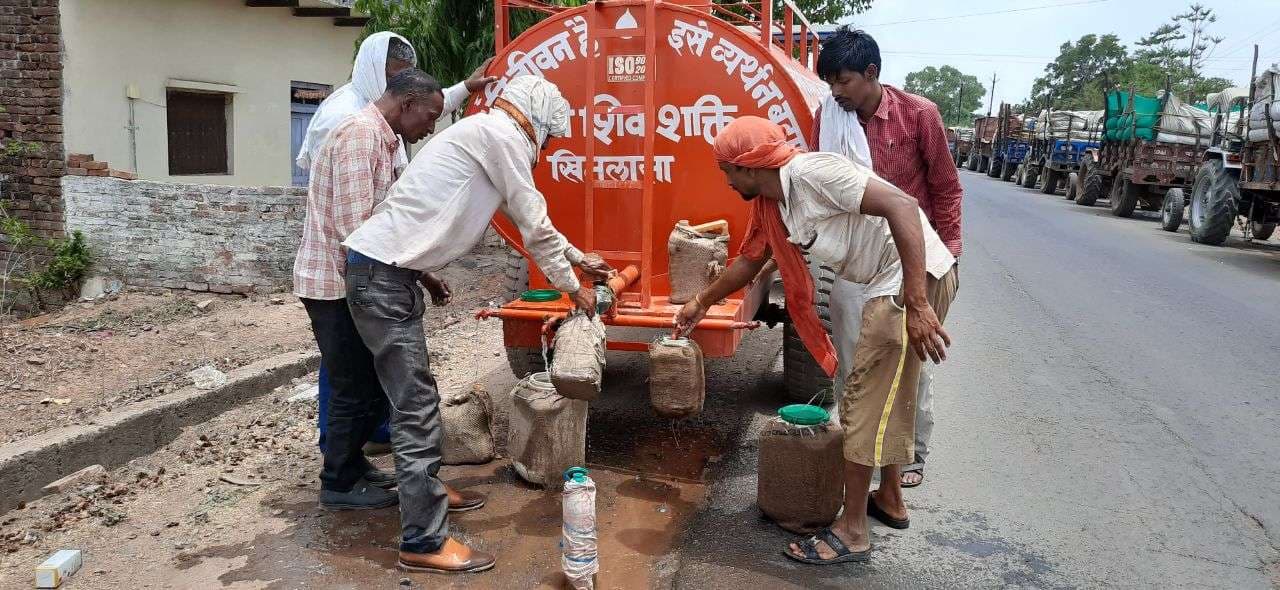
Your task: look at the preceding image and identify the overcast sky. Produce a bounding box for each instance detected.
[839,0,1278,111]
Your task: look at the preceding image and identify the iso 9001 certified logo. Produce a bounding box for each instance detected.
[607,55,647,82]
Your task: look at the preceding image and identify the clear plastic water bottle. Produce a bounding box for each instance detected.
[561,466,598,590]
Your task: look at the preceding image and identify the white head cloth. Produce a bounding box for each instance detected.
[818,94,873,168]
[295,31,416,171]
[497,75,571,149]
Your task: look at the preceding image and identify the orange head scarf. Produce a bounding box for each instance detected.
[717,118,837,378]
[712,116,801,169]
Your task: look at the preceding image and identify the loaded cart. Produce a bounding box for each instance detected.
[989,103,1032,182]
[1170,61,1280,243]
[951,126,974,168]
[471,0,833,400]
[1020,108,1102,198]
[1076,83,1209,217]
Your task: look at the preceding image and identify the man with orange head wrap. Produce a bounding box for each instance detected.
[675,116,957,565]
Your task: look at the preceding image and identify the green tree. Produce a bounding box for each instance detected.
[355,0,585,90]
[1026,34,1129,111]
[735,0,873,24]
[903,66,984,126]
[1131,3,1224,98]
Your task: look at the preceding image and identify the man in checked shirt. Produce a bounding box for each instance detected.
[812,28,964,494]
[291,70,490,520]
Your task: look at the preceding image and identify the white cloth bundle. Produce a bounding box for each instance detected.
[1155,94,1214,145]
[818,95,873,168]
[296,32,415,172]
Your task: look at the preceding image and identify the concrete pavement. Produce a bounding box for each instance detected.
[671,170,1280,589]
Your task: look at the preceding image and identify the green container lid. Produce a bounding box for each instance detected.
[778,404,829,426]
[520,289,562,302]
[563,466,590,483]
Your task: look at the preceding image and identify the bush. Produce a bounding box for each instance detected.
[1,201,93,314]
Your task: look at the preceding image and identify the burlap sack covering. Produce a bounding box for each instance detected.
[550,311,606,401]
[508,372,588,489]
[668,223,728,304]
[648,336,705,419]
[441,384,496,465]
[757,419,844,533]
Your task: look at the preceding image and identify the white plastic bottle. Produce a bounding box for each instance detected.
[561,466,598,590]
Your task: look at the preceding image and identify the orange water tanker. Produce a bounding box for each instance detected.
[470,0,828,396]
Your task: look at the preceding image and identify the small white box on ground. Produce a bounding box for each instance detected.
[35,549,82,588]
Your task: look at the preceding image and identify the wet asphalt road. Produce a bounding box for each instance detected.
[669,169,1280,589]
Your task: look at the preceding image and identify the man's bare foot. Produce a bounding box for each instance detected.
[787,525,868,560]
[398,538,496,573]
[900,468,924,487]
[870,489,909,522]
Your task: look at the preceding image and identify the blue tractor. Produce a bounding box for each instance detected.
[1018,110,1103,197]
[987,103,1034,182]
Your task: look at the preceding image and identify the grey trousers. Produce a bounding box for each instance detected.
[345,254,448,554]
[830,278,936,464]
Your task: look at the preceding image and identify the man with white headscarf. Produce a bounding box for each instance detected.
[341,76,611,573]
[297,32,495,172]
[299,32,495,460]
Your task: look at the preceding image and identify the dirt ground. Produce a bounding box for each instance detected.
[0,238,510,446]
[0,307,728,590]
[0,234,740,589]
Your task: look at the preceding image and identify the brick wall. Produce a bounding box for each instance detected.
[0,0,64,247]
[63,175,307,294]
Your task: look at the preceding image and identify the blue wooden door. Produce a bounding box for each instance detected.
[290,103,318,186]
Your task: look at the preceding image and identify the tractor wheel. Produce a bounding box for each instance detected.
[1065,172,1079,200]
[966,152,978,171]
[1040,169,1060,195]
[1189,159,1239,245]
[986,158,1000,178]
[1110,179,1140,217]
[1001,160,1016,181]
[502,247,549,378]
[1252,222,1276,241]
[979,156,991,174]
[1022,165,1040,189]
[1160,188,1185,232]
[783,263,835,404]
[1079,169,1104,206]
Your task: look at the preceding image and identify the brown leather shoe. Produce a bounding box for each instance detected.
[398,538,496,574]
[446,484,486,513]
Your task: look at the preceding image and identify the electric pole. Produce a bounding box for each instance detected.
[955,81,965,127]
[986,72,997,116]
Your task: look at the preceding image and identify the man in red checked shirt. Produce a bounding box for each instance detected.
[812,28,964,492]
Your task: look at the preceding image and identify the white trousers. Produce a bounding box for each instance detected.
[829,278,935,464]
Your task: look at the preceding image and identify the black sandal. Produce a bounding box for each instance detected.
[866,493,910,529]
[783,528,871,565]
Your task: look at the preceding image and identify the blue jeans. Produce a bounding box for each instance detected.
[317,362,391,451]
[346,249,450,553]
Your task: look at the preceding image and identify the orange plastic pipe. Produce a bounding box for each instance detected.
[475,306,759,331]
[606,264,640,294]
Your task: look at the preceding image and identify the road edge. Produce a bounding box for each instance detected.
[0,349,320,513]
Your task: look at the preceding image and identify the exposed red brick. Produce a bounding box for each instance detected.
[86,169,108,177]
[80,160,106,170]
[108,169,136,181]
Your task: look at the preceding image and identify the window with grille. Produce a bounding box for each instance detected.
[167,90,230,175]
